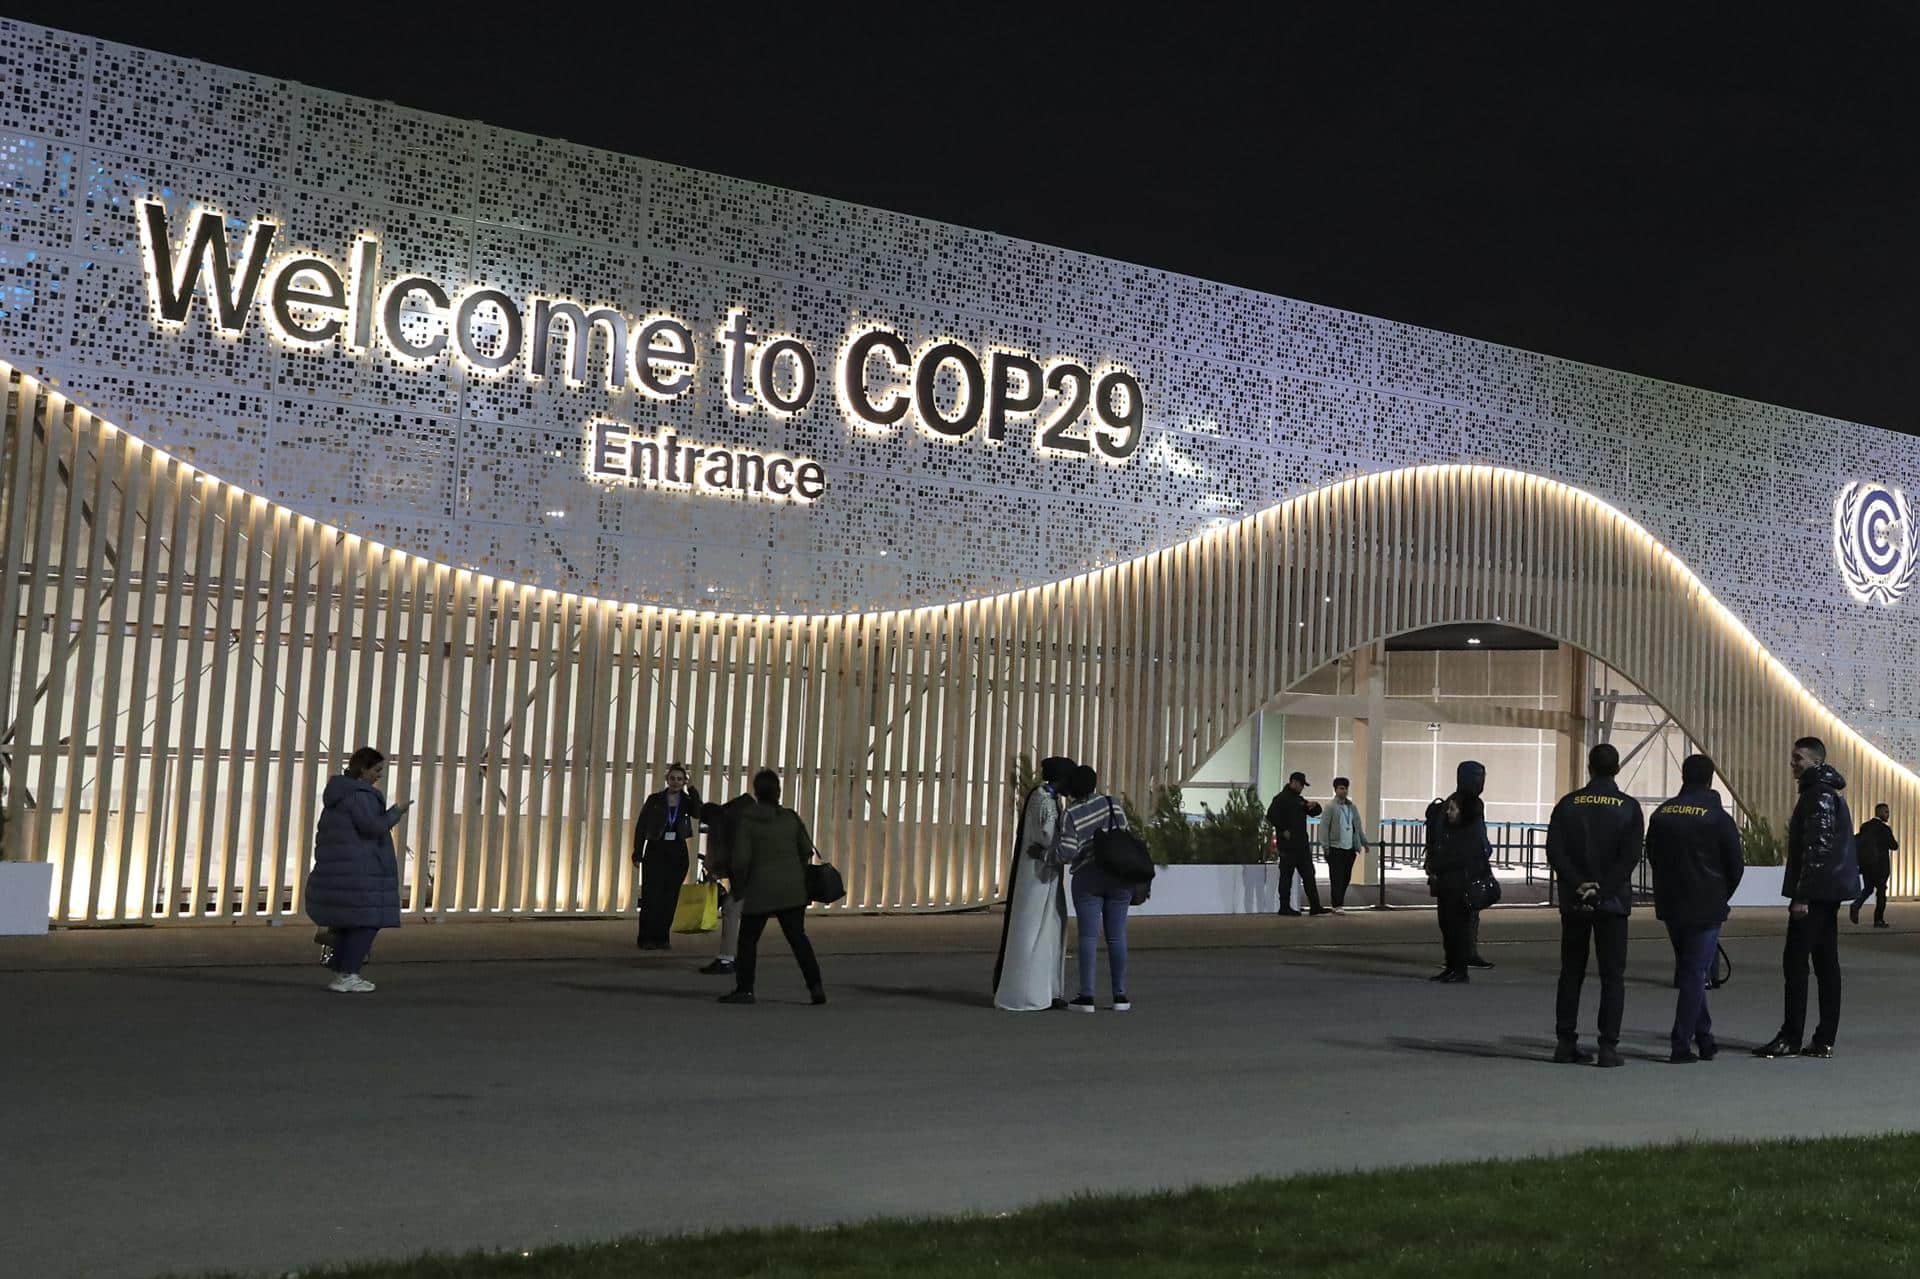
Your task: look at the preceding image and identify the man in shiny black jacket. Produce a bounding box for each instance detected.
[1756,737,1861,1059]
[1645,755,1743,1064]
[1545,743,1645,1067]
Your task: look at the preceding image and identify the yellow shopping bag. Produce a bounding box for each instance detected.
[673,882,719,933]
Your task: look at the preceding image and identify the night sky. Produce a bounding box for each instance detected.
[25,4,1920,433]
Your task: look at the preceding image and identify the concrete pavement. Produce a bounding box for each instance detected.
[3,906,1915,1278]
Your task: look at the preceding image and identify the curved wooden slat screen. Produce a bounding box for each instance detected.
[1,366,1912,924]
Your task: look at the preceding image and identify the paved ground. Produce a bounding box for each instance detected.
[5,905,1917,1279]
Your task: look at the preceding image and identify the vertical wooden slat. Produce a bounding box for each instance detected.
[101,439,161,920]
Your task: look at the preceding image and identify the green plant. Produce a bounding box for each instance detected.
[1120,785,1197,865]
[1120,785,1270,865]
[1740,813,1786,866]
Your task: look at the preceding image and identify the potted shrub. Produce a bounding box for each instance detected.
[1729,813,1789,908]
[0,807,54,935]
[1129,785,1280,916]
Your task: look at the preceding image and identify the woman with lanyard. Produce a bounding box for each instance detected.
[633,763,703,950]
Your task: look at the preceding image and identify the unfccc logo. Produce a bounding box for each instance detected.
[1834,482,1919,605]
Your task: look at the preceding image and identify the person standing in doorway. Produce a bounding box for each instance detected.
[1268,771,1326,916]
[1322,777,1370,914]
[719,768,826,1005]
[633,764,703,950]
[1545,744,1645,1067]
[1756,737,1860,1059]
[1851,803,1897,928]
[306,747,412,994]
[1645,754,1744,1064]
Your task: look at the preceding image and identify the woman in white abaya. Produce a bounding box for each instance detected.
[992,755,1074,1011]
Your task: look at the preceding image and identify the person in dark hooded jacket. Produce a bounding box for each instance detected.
[1645,754,1743,1063]
[1756,737,1861,1059]
[1851,803,1897,928]
[1545,743,1644,1066]
[306,747,412,993]
[1424,760,1493,983]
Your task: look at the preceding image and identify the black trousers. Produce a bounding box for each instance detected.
[1555,911,1628,1046]
[1436,886,1473,971]
[1781,900,1842,1047]
[1279,849,1321,912]
[638,844,689,946]
[1325,849,1358,909]
[1854,877,1889,924]
[736,907,823,995]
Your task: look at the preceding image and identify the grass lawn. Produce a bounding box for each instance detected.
[190,1134,1920,1278]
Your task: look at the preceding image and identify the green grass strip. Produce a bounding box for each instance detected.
[185,1134,1920,1278]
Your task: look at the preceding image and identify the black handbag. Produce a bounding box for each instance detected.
[1088,798,1156,884]
[1465,873,1502,911]
[805,859,847,905]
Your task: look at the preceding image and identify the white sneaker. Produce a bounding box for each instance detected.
[1331,908,1347,916]
[328,974,376,993]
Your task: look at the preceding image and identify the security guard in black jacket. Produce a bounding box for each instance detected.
[1646,755,1744,1063]
[1267,771,1325,916]
[1545,743,1645,1067]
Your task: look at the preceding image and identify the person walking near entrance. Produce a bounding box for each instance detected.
[1645,755,1744,1064]
[698,788,758,976]
[1322,777,1370,913]
[633,764,703,950]
[719,768,826,1005]
[1756,737,1860,1059]
[1424,761,1491,983]
[1545,744,1644,1066]
[1851,803,1897,928]
[1267,771,1326,916]
[306,747,412,994]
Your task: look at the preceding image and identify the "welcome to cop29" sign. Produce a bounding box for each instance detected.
[136,202,1147,508]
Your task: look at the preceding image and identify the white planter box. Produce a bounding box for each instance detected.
[1728,864,1787,908]
[1134,863,1281,916]
[0,861,53,935]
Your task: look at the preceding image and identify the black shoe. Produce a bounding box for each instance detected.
[1875,920,1891,929]
[1668,1049,1699,1064]
[700,958,736,975]
[1553,1041,1593,1065]
[717,990,756,1005]
[1437,969,1469,984]
[1308,907,1333,917]
[1596,1047,1624,1068]
[809,985,827,1006]
[1803,1042,1835,1059]
[1111,993,1132,1012]
[1069,995,1097,1013]
[1753,1036,1800,1059]
[1277,908,1303,917]
[1850,902,1862,924]
[1696,1038,1718,1061]
[1467,957,1494,970]
[1428,969,1453,982]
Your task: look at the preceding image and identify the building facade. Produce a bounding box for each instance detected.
[3,20,1917,922]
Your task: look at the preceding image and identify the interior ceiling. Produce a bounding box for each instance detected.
[1386,623,1559,652]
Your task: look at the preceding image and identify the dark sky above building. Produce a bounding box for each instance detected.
[27,4,1920,433]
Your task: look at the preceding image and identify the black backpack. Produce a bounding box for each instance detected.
[1086,798,1156,884]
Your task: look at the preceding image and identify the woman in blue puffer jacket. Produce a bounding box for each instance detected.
[306,747,412,993]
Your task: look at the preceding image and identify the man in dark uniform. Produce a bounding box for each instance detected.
[1545,743,1644,1067]
[1851,802,1897,928]
[1267,771,1326,916]
[1756,736,1861,1059]
[1645,754,1744,1064]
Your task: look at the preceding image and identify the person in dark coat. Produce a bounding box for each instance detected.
[1267,771,1326,916]
[306,747,412,993]
[1545,744,1644,1066]
[719,768,825,1005]
[1756,737,1861,1059]
[699,790,758,975]
[1851,803,1897,928]
[1424,760,1493,983]
[1645,754,1744,1063]
[632,764,703,950]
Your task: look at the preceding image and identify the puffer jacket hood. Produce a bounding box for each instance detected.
[1786,762,1860,902]
[1799,762,1847,794]
[1456,760,1486,798]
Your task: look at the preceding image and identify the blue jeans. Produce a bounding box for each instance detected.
[1668,922,1720,1054]
[1071,866,1132,998]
